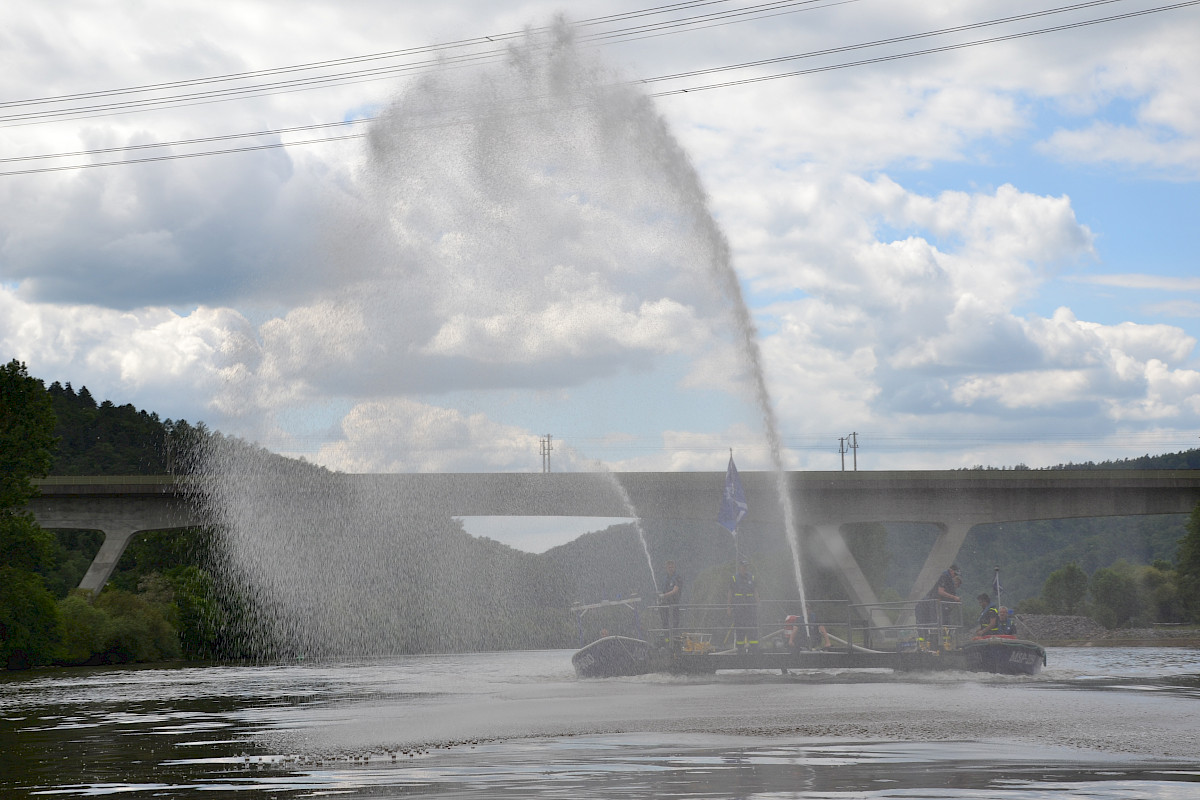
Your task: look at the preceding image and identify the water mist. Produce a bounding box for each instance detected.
[196,19,809,656]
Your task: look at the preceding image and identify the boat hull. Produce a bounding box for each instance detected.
[572,636,651,678]
[958,636,1046,675]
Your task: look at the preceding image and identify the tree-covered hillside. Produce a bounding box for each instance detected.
[1043,449,1200,470]
[46,381,202,475]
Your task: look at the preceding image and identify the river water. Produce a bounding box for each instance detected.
[2,647,1197,798]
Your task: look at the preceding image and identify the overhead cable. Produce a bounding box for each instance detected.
[0,0,849,124]
[3,0,1195,177]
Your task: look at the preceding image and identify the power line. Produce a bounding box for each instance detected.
[3,0,1194,177]
[650,0,1200,96]
[0,119,370,165]
[642,0,1135,84]
[0,1,850,126]
[0,0,1152,131]
[0,0,739,109]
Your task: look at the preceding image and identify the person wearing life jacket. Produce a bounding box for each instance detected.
[975,593,1001,636]
[727,560,759,653]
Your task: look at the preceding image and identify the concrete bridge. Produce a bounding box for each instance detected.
[29,470,1200,606]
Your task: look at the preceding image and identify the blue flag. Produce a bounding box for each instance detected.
[718,454,748,533]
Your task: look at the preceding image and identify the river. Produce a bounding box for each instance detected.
[2,647,1197,798]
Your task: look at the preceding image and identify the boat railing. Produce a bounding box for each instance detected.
[642,599,967,655]
[572,596,644,647]
[643,600,858,654]
[848,600,965,652]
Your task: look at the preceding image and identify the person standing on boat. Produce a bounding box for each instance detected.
[658,560,682,642]
[917,564,962,627]
[727,560,759,653]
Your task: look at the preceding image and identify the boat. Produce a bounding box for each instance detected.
[571,635,651,678]
[569,597,1048,677]
[957,634,1046,675]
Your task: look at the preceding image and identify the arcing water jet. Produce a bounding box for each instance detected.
[196,19,809,655]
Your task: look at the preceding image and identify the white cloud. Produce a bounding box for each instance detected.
[0,286,247,422]
[947,310,1200,418]
[314,398,542,473]
[1041,122,1200,177]
[1035,23,1200,176]
[1075,274,1200,291]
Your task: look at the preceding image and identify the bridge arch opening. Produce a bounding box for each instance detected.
[455,516,635,554]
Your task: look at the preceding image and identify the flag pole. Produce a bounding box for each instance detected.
[718,448,747,566]
[730,448,738,563]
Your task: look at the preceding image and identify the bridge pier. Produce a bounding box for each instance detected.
[78,525,142,594]
[809,523,880,608]
[906,521,976,603]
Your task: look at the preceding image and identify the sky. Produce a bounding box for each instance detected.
[4,1,1200,553]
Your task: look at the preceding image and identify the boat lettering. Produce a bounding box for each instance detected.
[1008,651,1039,666]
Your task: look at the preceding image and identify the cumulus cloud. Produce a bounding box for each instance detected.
[947,308,1200,420]
[0,286,248,422]
[315,398,541,472]
[0,147,357,310]
[731,174,1099,424]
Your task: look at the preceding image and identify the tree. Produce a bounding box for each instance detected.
[1139,561,1185,623]
[0,360,63,668]
[1041,562,1089,615]
[1089,561,1146,628]
[1177,503,1200,620]
[1,360,57,507]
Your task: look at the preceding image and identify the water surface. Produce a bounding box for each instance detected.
[2,647,1197,798]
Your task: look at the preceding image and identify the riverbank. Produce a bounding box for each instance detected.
[1018,614,1200,646]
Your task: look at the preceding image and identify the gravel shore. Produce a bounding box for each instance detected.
[1015,614,1200,645]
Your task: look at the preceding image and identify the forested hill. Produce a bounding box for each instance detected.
[46,382,202,475]
[1042,449,1200,470]
[965,449,1200,471]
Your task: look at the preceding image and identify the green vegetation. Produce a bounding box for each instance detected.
[1,360,63,669]
[0,363,257,668]
[1016,558,1190,629]
[1041,563,1089,615]
[47,380,203,475]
